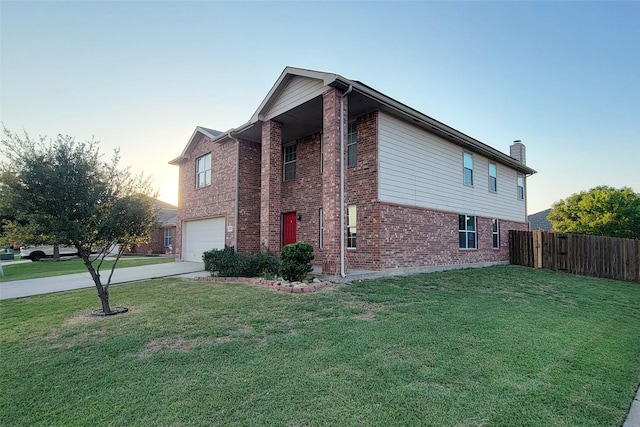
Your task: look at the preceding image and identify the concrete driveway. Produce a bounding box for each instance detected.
[0,261,206,300]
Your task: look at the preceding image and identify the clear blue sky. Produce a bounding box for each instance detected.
[2,1,638,214]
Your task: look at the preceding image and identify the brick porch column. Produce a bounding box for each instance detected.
[322,88,347,275]
[260,120,283,253]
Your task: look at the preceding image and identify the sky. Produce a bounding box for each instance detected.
[1,0,638,214]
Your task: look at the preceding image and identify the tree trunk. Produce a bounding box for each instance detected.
[53,244,60,260]
[79,249,111,314]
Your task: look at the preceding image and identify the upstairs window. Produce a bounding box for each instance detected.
[347,122,357,166]
[347,205,357,249]
[284,144,296,181]
[517,174,525,200]
[492,219,499,248]
[196,154,211,188]
[463,152,473,186]
[489,162,497,192]
[459,214,476,249]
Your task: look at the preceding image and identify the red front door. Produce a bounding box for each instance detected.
[283,212,297,246]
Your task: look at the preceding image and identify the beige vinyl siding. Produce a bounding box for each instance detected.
[378,112,526,222]
[263,76,325,120]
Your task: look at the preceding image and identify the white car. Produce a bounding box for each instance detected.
[20,245,78,262]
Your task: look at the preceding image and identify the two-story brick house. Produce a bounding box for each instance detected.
[170,67,536,278]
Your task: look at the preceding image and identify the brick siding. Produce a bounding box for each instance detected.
[175,134,238,259]
[378,203,528,269]
[320,88,345,274]
[260,120,283,253]
[345,111,381,270]
[128,227,175,255]
[281,132,323,249]
[237,139,262,253]
[177,99,528,272]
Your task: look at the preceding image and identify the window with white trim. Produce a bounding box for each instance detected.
[196,154,211,188]
[164,228,172,247]
[459,214,476,249]
[463,152,473,186]
[347,205,357,249]
[319,208,324,249]
[347,122,357,166]
[489,162,497,192]
[320,133,324,172]
[492,219,499,249]
[284,144,296,181]
[517,174,524,200]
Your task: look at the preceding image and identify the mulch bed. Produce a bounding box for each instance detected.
[91,306,129,316]
[192,276,333,293]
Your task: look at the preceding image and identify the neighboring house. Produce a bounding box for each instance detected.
[127,199,177,255]
[170,67,536,277]
[528,208,553,231]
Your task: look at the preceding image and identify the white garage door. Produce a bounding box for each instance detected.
[182,217,225,262]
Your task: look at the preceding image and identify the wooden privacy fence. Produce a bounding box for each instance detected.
[509,230,640,283]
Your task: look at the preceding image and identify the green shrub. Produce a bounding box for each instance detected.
[203,246,278,278]
[279,242,314,282]
[249,250,279,278]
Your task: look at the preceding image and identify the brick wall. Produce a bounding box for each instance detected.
[378,202,528,269]
[260,120,283,253]
[320,88,345,274]
[345,111,381,270]
[129,227,175,254]
[237,139,262,253]
[176,134,238,259]
[281,133,323,249]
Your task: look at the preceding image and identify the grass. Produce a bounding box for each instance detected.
[0,256,175,282]
[1,265,639,426]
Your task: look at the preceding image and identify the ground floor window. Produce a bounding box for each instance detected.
[459,215,476,249]
[319,208,324,249]
[492,219,499,248]
[347,205,357,249]
[164,228,172,247]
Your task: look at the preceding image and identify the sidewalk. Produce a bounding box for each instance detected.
[0,261,205,300]
[625,385,640,427]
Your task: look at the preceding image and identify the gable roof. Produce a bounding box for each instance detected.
[169,126,222,165]
[528,208,553,231]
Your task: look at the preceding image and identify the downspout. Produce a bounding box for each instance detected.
[339,85,353,278]
[228,131,240,250]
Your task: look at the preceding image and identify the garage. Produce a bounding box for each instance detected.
[182,217,226,262]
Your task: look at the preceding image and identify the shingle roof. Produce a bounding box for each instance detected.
[528,208,552,231]
[154,199,177,227]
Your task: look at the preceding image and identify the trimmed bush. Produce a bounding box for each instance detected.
[279,242,314,282]
[203,246,278,278]
[249,250,279,278]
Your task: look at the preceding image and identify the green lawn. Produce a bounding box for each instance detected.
[0,256,175,282]
[1,265,639,426]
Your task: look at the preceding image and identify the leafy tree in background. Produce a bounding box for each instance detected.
[548,186,640,240]
[0,128,158,314]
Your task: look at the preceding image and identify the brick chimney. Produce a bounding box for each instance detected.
[510,140,526,164]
